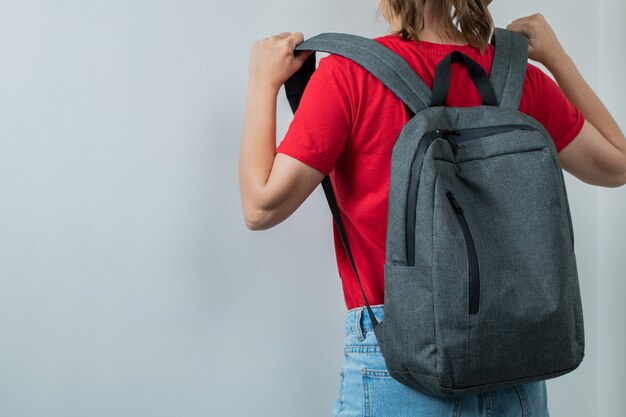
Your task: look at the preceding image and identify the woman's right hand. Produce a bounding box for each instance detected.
[506,13,567,70]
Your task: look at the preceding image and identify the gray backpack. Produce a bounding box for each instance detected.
[284,28,585,397]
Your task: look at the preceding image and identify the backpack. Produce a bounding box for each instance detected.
[283,28,585,397]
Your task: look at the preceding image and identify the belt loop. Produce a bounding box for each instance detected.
[355,307,364,341]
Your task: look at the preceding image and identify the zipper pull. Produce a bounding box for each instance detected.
[446,191,464,214]
[436,129,460,152]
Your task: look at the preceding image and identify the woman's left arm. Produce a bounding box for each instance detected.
[239,32,325,231]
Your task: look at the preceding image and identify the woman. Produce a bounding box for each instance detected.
[240,1,626,416]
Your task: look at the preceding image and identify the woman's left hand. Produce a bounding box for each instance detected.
[248,32,313,93]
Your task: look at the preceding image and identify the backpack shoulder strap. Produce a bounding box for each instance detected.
[288,32,432,115]
[489,27,529,109]
[285,32,435,330]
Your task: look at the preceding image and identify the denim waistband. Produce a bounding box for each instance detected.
[344,304,384,339]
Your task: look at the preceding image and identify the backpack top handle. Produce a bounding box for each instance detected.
[430,50,499,107]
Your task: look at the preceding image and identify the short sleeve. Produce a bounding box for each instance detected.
[519,63,585,152]
[275,54,355,175]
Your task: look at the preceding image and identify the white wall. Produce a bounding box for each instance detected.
[0,1,620,417]
[598,1,626,416]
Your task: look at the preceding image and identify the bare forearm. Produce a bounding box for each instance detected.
[239,81,279,219]
[546,54,626,152]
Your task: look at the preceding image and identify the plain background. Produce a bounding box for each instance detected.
[0,1,624,416]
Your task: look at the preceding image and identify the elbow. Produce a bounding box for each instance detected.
[241,188,271,231]
[241,186,284,230]
[614,148,626,187]
[244,218,266,232]
[597,167,626,188]
[620,166,626,187]
[243,207,272,231]
[611,170,626,188]
[607,156,626,187]
[586,173,626,188]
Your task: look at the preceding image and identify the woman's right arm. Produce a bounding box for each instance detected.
[508,13,626,187]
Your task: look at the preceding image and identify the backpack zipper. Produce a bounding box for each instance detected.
[405,123,538,267]
[446,191,480,315]
[437,129,460,152]
[453,124,536,141]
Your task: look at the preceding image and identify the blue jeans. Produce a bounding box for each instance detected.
[332,305,550,417]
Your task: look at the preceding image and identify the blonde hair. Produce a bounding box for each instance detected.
[380,0,494,53]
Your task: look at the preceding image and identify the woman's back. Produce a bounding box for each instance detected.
[276,34,584,309]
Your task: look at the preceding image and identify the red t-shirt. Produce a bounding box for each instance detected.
[275,34,585,310]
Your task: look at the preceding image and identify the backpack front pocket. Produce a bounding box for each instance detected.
[431,144,580,390]
[445,191,480,315]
